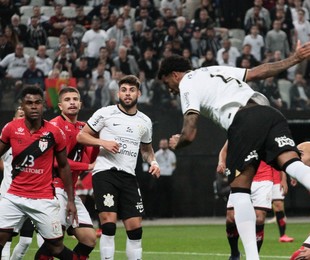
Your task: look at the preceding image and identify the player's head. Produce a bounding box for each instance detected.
[159,138,169,150]
[20,86,44,121]
[158,54,192,95]
[14,106,24,119]
[118,75,141,110]
[297,142,310,166]
[58,87,81,117]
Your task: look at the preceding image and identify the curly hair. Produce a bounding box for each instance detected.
[158,54,192,80]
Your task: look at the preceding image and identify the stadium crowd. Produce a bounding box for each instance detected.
[1,0,310,111]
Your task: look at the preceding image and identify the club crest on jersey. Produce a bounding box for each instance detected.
[103,193,114,207]
[39,138,48,152]
[275,135,295,147]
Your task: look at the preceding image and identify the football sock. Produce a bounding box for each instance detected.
[284,160,310,189]
[126,228,143,260]
[37,233,45,247]
[256,224,264,252]
[226,222,240,257]
[54,246,79,260]
[230,192,259,260]
[303,236,310,247]
[73,242,94,260]
[2,241,11,260]
[11,236,32,260]
[276,211,286,236]
[100,235,115,260]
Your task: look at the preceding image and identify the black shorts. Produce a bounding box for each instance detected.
[226,105,299,183]
[92,169,144,219]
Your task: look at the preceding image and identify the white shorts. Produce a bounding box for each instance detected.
[227,180,273,210]
[272,183,285,200]
[0,193,62,239]
[56,188,93,230]
[75,188,93,196]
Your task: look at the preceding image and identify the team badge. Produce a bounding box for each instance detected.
[39,138,48,152]
[103,193,114,207]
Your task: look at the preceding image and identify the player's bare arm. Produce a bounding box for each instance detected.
[247,41,310,82]
[280,171,288,195]
[0,141,9,159]
[217,140,228,174]
[77,124,120,153]
[170,112,199,150]
[55,148,78,223]
[140,143,160,178]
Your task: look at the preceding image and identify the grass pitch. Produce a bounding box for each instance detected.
[12,221,310,259]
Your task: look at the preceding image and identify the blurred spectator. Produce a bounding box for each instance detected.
[131,21,143,48]
[259,76,286,109]
[92,75,111,109]
[119,4,134,34]
[244,4,269,36]
[49,5,68,37]
[163,23,184,47]
[0,0,20,30]
[162,8,176,27]
[192,8,215,31]
[122,35,140,62]
[22,56,45,90]
[10,14,27,45]
[35,45,53,77]
[138,47,159,81]
[236,44,260,68]
[113,45,139,76]
[81,16,108,70]
[243,24,265,62]
[94,46,115,78]
[160,0,182,17]
[139,27,158,56]
[194,0,217,22]
[152,17,168,56]
[72,56,92,89]
[205,26,222,57]
[151,79,179,109]
[303,0,310,14]
[274,6,294,50]
[107,16,131,50]
[216,38,240,65]
[218,50,235,66]
[0,43,29,79]
[175,16,192,49]
[54,43,75,76]
[26,16,48,49]
[290,72,310,110]
[0,33,14,61]
[135,8,154,30]
[87,1,118,22]
[106,38,118,59]
[63,21,84,56]
[75,5,91,29]
[200,49,219,67]
[290,0,309,21]
[190,26,207,59]
[134,0,160,20]
[182,47,200,69]
[269,50,288,79]
[244,0,271,31]
[4,25,19,49]
[28,6,49,26]
[265,20,290,59]
[138,71,153,106]
[91,60,111,88]
[270,0,293,23]
[108,69,123,104]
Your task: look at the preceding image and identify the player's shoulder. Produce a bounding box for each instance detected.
[44,120,63,133]
[49,115,62,126]
[136,110,152,125]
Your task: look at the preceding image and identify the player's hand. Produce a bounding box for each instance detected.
[66,201,78,226]
[216,161,226,174]
[101,140,120,154]
[290,177,298,187]
[295,40,310,61]
[75,178,84,189]
[295,246,310,259]
[88,161,95,171]
[169,134,180,150]
[149,161,160,178]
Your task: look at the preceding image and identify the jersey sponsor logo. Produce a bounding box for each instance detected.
[103,193,114,207]
[183,92,190,109]
[113,123,121,126]
[136,201,144,213]
[91,115,104,127]
[275,135,295,147]
[15,127,25,135]
[126,127,133,133]
[244,150,258,162]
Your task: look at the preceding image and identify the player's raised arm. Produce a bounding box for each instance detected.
[246,41,310,82]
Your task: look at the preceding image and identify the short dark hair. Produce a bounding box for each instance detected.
[58,87,80,101]
[118,75,140,89]
[158,54,192,80]
[21,86,44,100]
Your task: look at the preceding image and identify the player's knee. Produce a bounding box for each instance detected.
[126,227,142,240]
[101,223,116,236]
[226,209,235,224]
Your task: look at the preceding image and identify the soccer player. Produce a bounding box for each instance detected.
[157,41,310,260]
[50,87,98,260]
[290,141,310,260]
[77,75,160,260]
[0,86,78,259]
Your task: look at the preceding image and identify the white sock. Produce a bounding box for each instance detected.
[36,233,44,248]
[10,237,32,260]
[126,238,142,260]
[285,161,310,190]
[100,234,115,260]
[303,235,310,245]
[2,241,11,260]
[230,193,259,260]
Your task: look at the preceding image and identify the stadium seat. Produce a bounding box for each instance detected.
[278,79,292,109]
[20,15,29,25]
[46,48,56,61]
[83,6,93,15]
[30,0,44,5]
[47,36,59,50]
[62,6,76,18]
[230,38,243,52]
[20,6,33,17]
[41,6,55,17]
[23,47,37,57]
[229,28,245,41]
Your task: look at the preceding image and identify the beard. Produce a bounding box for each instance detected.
[119,97,138,110]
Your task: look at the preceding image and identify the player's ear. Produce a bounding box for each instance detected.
[58,102,63,111]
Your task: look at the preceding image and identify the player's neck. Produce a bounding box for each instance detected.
[25,118,43,133]
[62,113,77,124]
[118,104,137,115]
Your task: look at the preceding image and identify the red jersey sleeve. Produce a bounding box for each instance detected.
[0,123,11,144]
[53,126,67,153]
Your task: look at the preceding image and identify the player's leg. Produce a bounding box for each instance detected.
[123,217,143,260]
[2,236,12,260]
[225,206,240,260]
[10,218,35,260]
[255,209,267,252]
[229,165,258,260]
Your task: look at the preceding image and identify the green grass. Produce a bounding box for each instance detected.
[11,222,310,259]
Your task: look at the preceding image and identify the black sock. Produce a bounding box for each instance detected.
[276,211,286,236]
[54,246,79,260]
[226,223,240,257]
[73,242,94,259]
[256,224,264,252]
